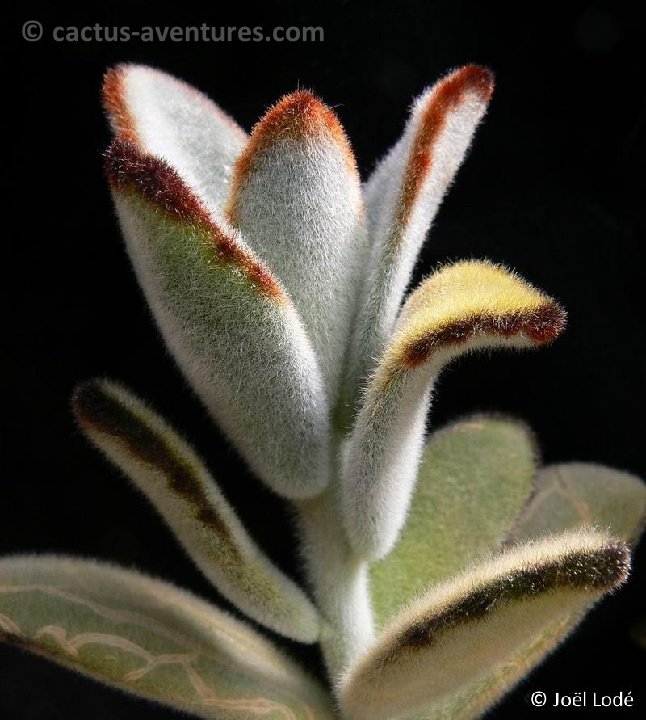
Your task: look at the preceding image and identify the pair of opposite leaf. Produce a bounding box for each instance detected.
[0,63,644,720]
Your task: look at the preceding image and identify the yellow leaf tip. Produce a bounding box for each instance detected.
[393,261,567,368]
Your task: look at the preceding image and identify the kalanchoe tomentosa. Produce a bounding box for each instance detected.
[1,63,644,720]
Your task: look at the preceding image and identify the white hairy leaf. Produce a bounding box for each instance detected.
[73,378,321,643]
[227,90,366,401]
[343,65,494,414]
[103,64,246,213]
[0,557,335,720]
[104,139,330,500]
[342,260,565,560]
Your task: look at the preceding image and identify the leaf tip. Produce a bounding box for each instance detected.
[228,89,357,217]
[102,65,137,144]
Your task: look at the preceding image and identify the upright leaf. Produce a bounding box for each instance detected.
[104,64,246,212]
[105,139,330,499]
[343,65,494,414]
[227,91,366,401]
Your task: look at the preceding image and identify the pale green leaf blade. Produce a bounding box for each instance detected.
[507,462,646,544]
[103,64,246,213]
[0,557,335,720]
[226,91,367,403]
[370,415,537,628]
[73,379,320,643]
[339,530,629,720]
[418,612,581,720]
[105,139,330,500]
[342,260,565,560]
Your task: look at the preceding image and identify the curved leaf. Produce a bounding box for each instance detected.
[103,64,246,213]
[342,260,565,560]
[74,379,320,643]
[343,65,494,415]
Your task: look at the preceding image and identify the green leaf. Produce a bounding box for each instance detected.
[417,612,581,720]
[0,557,335,720]
[74,379,321,643]
[340,530,629,720]
[507,462,646,544]
[105,139,330,500]
[370,416,537,628]
[415,463,646,720]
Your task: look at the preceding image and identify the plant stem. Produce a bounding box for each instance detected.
[297,488,374,683]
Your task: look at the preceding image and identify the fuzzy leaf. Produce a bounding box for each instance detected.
[342,260,565,560]
[103,64,246,213]
[339,530,629,720]
[105,139,330,500]
[0,557,335,720]
[507,463,646,544]
[343,66,494,415]
[370,416,537,628]
[417,464,646,720]
[227,91,366,401]
[73,379,320,643]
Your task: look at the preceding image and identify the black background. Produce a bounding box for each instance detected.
[3,1,645,718]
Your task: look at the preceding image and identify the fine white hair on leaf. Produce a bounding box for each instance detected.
[342,260,566,561]
[103,64,247,214]
[73,378,321,643]
[370,415,538,628]
[0,556,335,720]
[342,65,494,419]
[339,529,630,720]
[226,90,367,404]
[104,140,331,500]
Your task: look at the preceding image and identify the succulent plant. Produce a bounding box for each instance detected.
[1,63,644,720]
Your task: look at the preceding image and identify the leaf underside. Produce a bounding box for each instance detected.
[0,557,334,720]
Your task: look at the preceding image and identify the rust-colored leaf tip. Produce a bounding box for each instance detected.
[102,66,138,146]
[395,64,494,229]
[228,90,357,216]
[104,139,209,223]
